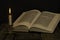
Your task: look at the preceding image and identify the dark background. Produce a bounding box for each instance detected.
[0,0,60,40]
[0,0,60,24]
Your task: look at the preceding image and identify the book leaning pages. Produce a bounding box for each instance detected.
[13,10,60,33]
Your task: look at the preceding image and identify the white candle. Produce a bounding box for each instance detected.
[9,8,12,25]
[9,8,11,14]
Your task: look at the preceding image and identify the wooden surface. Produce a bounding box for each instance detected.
[0,22,60,40]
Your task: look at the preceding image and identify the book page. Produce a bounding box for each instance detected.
[18,10,39,23]
[30,27,51,33]
[13,10,41,28]
[34,12,55,27]
[31,11,60,33]
[13,25,28,32]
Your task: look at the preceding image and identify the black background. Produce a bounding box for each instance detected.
[0,0,60,24]
[0,0,60,40]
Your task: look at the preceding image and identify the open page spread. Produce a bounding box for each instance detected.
[12,10,60,33]
[13,10,41,28]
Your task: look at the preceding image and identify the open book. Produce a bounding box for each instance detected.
[13,10,60,33]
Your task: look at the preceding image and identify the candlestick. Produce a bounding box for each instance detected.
[9,8,12,25]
